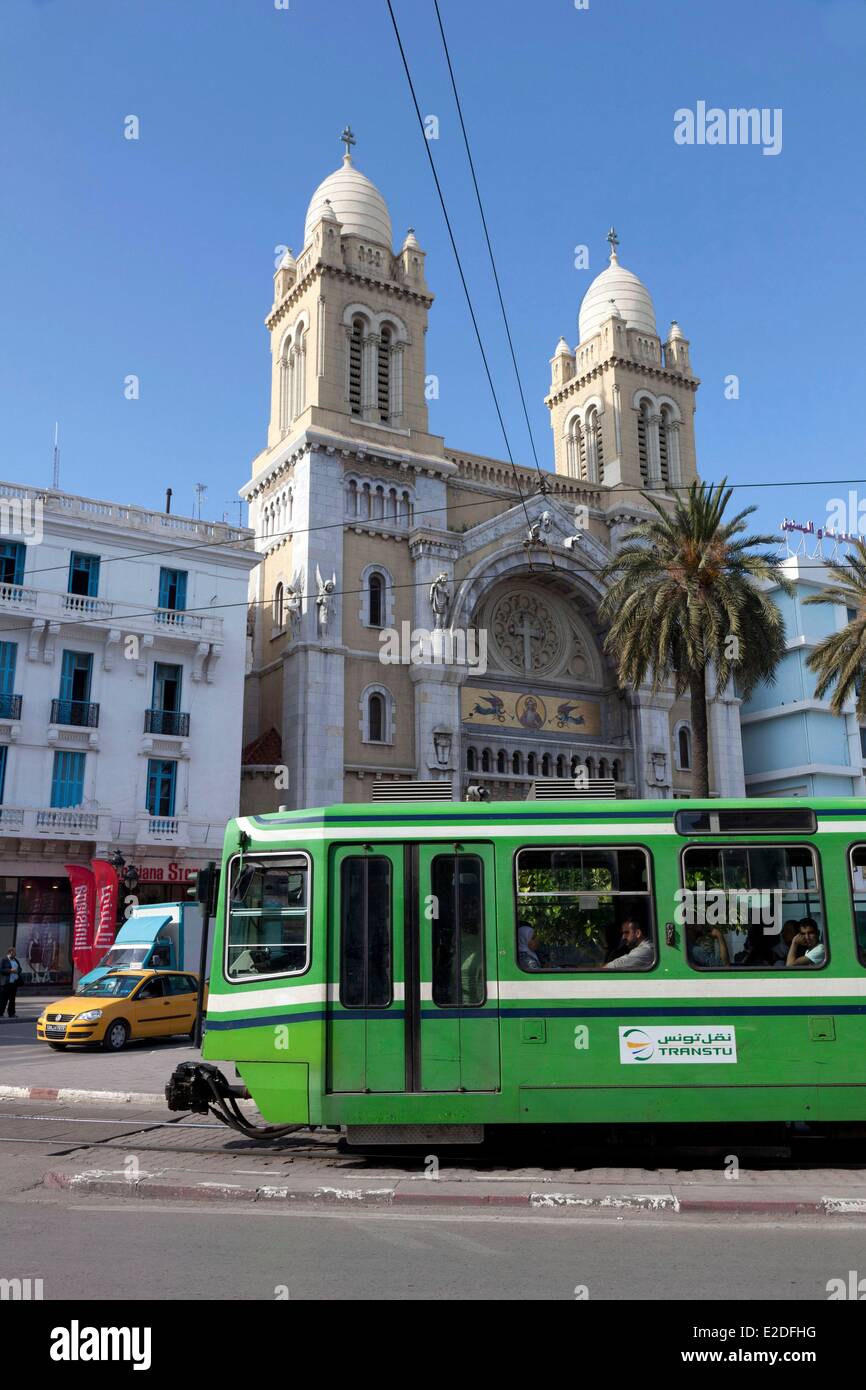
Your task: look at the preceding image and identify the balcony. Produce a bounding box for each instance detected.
[0,693,22,719]
[63,592,112,619]
[0,807,110,839]
[144,708,190,736]
[50,698,100,728]
[35,808,100,835]
[0,582,37,610]
[0,584,223,642]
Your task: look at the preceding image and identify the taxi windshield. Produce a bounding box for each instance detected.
[75,975,140,998]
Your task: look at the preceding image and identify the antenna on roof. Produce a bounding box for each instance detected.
[194,483,208,519]
[52,422,60,490]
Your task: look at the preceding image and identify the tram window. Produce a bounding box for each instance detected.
[340,856,392,1008]
[681,844,826,970]
[225,856,310,980]
[848,846,866,967]
[431,855,485,1007]
[514,846,655,972]
[675,808,816,835]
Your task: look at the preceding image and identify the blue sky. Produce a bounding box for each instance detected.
[1,0,864,539]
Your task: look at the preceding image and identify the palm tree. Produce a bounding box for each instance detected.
[599,479,792,797]
[804,539,866,719]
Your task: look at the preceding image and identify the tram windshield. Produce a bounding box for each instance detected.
[226,856,310,979]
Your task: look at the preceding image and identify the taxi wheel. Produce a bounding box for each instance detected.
[102,1019,130,1052]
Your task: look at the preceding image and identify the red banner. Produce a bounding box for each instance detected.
[65,864,96,976]
[91,859,120,958]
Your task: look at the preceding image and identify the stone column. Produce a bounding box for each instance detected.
[409,531,462,792]
[707,677,745,796]
[628,686,675,798]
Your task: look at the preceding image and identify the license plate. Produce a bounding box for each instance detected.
[45,1025,65,1035]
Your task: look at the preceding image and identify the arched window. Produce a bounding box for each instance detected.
[566,418,584,478]
[378,326,392,421]
[541,753,551,777]
[570,755,580,778]
[658,406,671,487]
[586,757,595,778]
[400,491,413,525]
[368,573,384,628]
[368,693,385,743]
[512,751,522,775]
[360,482,371,519]
[273,582,284,629]
[612,759,621,782]
[373,486,385,520]
[348,318,363,415]
[556,755,566,778]
[467,747,477,772]
[481,748,492,773]
[637,400,650,484]
[496,749,507,775]
[598,758,609,778]
[347,480,358,516]
[677,725,692,770]
[585,406,604,484]
[527,753,537,777]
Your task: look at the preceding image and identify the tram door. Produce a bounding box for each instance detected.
[327,845,406,1093]
[413,844,500,1093]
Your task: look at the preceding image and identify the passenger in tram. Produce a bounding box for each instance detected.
[733,924,777,968]
[686,923,730,967]
[771,919,802,967]
[517,922,542,971]
[786,917,826,968]
[601,917,653,971]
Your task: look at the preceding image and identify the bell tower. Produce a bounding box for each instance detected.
[545,230,700,494]
[264,130,436,452]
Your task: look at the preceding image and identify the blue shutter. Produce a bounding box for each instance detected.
[146,759,177,817]
[0,643,17,696]
[68,553,100,597]
[0,542,24,586]
[59,651,92,704]
[158,568,187,610]
[50,751,85,808]
[0,746,7,804]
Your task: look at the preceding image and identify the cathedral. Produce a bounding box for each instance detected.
[239,132,746,809]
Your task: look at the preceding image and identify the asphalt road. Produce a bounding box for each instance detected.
[1,994,197,1094]
[4,1193,866,1301]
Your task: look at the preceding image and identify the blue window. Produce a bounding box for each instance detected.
[152,663,182,712]
[0,643,18,720]
[59,650,93,703]
[0,746,7,803]
[0,642,17,696]
[68,552,101,598]
[158,568,187,611]
[0,542,24,588]
[146,759,177,817]
[51,751,86,808]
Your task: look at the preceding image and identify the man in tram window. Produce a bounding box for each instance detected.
[601,916,653,971]
[518,922,542,971]
[771,918,802,967]
[786,917,826,968]
[687,922,730,968]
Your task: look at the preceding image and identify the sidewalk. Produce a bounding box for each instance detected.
[41,1155,866,1215]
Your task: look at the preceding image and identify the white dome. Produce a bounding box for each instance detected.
[578,251,657,343]
[304,155,392,249]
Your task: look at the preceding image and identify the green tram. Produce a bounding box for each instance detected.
[168,798,866,1142]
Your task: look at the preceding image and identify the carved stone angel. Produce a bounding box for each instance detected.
[315,565,336,632]
[429,572,451,630]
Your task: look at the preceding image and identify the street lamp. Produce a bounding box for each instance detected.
[432,730,452,767]
[108,849,140,895]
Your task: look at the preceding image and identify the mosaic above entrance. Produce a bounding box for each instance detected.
[461,686,602,736]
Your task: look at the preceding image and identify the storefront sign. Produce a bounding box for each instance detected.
[135,862,201,884]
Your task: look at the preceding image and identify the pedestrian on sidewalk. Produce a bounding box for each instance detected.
[0,946,21,1017]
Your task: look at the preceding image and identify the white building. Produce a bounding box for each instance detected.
[0,480,258,982]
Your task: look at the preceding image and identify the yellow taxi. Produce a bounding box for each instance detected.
[36,970,200,1052]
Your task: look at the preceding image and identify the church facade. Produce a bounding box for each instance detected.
[240,134,746,809]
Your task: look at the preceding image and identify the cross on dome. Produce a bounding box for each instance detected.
[606,226,620,263]
[340,125,356,162]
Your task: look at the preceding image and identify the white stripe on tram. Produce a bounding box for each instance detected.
[236,816,676,842]
[206,975,864,1017]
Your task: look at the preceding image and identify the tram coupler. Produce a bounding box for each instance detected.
[165,1061,247,1115]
